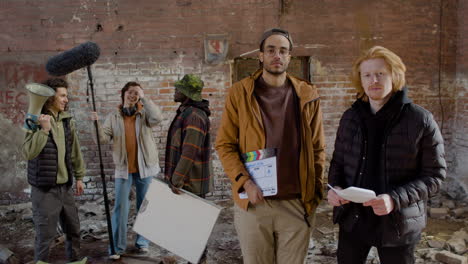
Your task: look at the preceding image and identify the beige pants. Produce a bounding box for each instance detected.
[234,199,314,264]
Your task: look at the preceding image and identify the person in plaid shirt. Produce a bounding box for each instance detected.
[164,74,213,198]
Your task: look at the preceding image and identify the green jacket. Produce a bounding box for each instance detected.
[22,111,86,183]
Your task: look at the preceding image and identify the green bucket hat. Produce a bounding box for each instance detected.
[174,74,204,102]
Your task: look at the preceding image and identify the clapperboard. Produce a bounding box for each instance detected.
[239,148,278,199]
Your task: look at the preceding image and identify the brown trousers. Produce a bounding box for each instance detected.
[234,199,314,264]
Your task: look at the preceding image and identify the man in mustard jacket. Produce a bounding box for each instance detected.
[215,28,326,264]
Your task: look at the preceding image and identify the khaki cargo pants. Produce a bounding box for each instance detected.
[234,199,314,264]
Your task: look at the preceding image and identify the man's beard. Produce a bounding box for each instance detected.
[265,68,286,76]
[263,63,288,76]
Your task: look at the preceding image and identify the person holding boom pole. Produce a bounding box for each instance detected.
[91,82,163,259]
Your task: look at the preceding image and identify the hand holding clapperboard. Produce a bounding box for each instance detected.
[239,148,278,199]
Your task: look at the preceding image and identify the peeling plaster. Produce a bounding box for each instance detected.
[0,113,27,192]
[106,0,111,15]
[79,0,89,10]
[309,57,329,76]
[432,24,439,35]
[303,44,328,49]
[455,76,468,94]
[0,34,14,42]
[71,14,82,23]
[360,36,383,41]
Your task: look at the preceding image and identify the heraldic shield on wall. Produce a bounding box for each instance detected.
[204,34,229,64]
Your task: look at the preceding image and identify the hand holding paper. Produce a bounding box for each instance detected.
[327,186,350,206]
[363,194,394,215]
[327,184,376,203]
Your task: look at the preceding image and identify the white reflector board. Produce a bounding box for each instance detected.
[133,178,222,263]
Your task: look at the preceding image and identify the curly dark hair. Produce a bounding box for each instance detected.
[118,81,142,115]
[120,81,142,104]
[41,78,69,113]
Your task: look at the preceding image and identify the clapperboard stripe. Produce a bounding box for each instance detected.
[241,148,276,162]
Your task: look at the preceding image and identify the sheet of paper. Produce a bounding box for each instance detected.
[328,184,376,203]
[239,156,277,199]
[133,179,222,263]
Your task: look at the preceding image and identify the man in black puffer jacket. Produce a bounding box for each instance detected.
[327,46,446,264]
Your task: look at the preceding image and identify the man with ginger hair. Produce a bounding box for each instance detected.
[327,46,446,263]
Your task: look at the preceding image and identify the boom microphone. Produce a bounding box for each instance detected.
[46,41,101,76]
[52,41,117,255]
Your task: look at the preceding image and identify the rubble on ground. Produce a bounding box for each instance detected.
[305,193,468,264]
[0,192,466,263]
[0,244,19,264]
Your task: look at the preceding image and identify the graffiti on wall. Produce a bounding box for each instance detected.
[0,62,48,125]
[0,61,48,193]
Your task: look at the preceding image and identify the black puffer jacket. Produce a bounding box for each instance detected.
[328,88,446,246]
[27,118,74,189]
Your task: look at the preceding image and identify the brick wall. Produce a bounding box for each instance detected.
[454,0,468,188]
[0,0,464,204]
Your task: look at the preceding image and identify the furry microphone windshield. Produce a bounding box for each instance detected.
[46,41,101,76]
